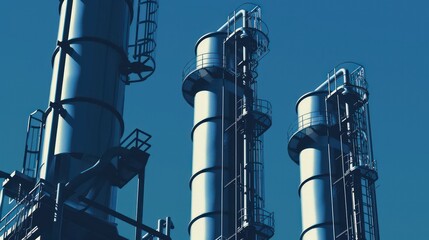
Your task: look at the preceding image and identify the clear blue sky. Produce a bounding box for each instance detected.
[1,1,428,239]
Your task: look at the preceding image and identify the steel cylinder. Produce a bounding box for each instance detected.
[190,86,233,240]
[289,65,379,240]
[195,32,225,70]
[40,0,132,220]
[186,32,243,240]
[194,32,239,75]
[290,91,340,240]
[299,147,334,240]
[296,91,336,131]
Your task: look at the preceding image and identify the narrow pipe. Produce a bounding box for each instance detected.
[53,182,65,239]
[366,103,375,169]
[217,10,246,32]
[157,219,165,240]
[0,189,3,219]
[136,172,146,240]
[165,217,174,236]
[314,68,348,92]
[217,6,260,33]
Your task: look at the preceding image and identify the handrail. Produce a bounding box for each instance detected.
[221,4,269,37]
[237,98,272,118]
[253,99,272,117]
[182,53,231,80]
[287,111,330,140]
[287,110,377,171]
[237,207,275,228]
[120,128,152,152]
[323,63,368,96]
[0,182,48,235]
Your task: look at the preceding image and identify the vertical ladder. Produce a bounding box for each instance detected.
[22,110,44,179]
[133,0,158,61]
[327,75,379,240]
[127,0,158,83]
[327,84,356,240]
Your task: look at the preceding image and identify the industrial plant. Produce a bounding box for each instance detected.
[0,1,380,240]
[0,0,171,239]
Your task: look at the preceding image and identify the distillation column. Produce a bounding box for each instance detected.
[183,30,238,240]
[288,64,380,240]
[40,0,132,221]
[182,5,274,240]
[288,91,338,240]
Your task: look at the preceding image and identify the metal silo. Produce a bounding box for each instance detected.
[39,0,132,220]
[288,63,380,240]
[183,4,274,240]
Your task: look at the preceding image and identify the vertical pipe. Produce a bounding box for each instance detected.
[240,10,250,229]
[243,131,249,225]
[220,80,225,238]
[325,96,337,239]
[53,182,65,239]
[0,189,4,219]
[234,26,238,240]
[156,219,165,240]
[165,217,173,236]
[337,93,351,239]
[366,103,375,169]
[351,183,359,240]
[136,172,146,240]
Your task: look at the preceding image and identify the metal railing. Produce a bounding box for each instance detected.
[349,65,367,89]
[287,111,330,140]
[0,182,49,238]
[237,98,272,118]
[238,207,275,230]
[237,98,272,137]
[253,99,272,118]
[182,53,233,80]
[348,65,369,103]
[223,4,270,62]
[121,128,152,152]
[326,63,368,100]
[224,4,270,38]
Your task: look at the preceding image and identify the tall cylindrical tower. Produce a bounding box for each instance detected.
[290,91,337,240]
[187,31,238,240]
[0,1,173,240]
[288,63,380,240]
[40,0,132,220]
[183,5,274,240]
